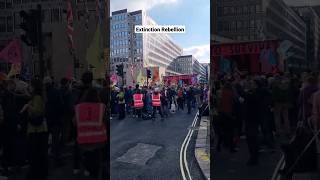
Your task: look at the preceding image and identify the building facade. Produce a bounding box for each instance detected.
[0,0,109,80]
[293,6,320,71]
[110,9,183,86]
[174,55,206,82]
[215,0,307,71]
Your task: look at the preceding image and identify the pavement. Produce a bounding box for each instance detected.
[110,108,204,180]
[212,135,283,180]
[195,116,210,180]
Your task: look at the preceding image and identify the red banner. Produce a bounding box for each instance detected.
[211,40,278,56]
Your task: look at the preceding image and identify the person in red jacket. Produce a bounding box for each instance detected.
[152,88,164,121]
[133,89,144,118]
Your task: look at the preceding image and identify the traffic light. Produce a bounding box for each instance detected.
[116,64,124,76]
[147,69,151,78]
[19,9,40,46]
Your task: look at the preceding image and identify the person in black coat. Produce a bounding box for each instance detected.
[244,79,261,166]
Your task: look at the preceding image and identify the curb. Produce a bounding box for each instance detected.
[195,116,210,180]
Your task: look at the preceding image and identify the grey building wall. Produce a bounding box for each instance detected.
[110,9,183,86]
[0,0,107,80]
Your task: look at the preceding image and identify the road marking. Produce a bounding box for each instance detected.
[180,111,199,180]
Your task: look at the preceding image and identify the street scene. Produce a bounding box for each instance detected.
[211,0,320,180]
[110,0,210,179]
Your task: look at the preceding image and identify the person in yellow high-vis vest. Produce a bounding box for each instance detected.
[152,88,164,121]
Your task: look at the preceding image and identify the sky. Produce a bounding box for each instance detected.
[110,0,210,63]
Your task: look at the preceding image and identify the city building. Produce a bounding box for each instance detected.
[201,63,210,83]
[173,55,206,82]
[292,6,320,71]
[0,0,109,80]
[110,9,183,86]
[215,0,307,71]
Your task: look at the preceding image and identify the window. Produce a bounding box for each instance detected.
[6,15,13,32]
[52,9,60,22]
[256,4,261,12]
[250,5,255,13]
[250,20,255,28]
[6,0,12,8]
[0,16,5,32]
[237,21,242,30]
[0,0,5,9]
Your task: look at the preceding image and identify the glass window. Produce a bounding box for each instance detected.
[0,16,5,32]
[6,15,13,32]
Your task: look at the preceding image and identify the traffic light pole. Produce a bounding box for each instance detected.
[37,4,44,79]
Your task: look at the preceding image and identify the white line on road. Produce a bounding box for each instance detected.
[180,111,199,180]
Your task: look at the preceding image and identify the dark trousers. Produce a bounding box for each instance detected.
[49,124,63,162]
[153,106,163,118]
[118,104,125,120]
[177,97,184,110]
[260,113,274,148]
[74,142,107,179]
[27,132,48,180]
[134,108,142,118]
[187,100,192,114]
[246,123,259,162]
[218,113,235,151]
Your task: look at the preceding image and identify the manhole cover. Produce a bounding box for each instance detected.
[116,143,162,166]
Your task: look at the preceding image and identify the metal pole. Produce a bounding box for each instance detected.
[37,4,44,79]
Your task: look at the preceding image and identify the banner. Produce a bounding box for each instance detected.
[136,70,146,86]
[7,63,21,77]
[0,39,22,64]
[212,40,278,56]
[152,66,160,82]
[86,24,105,79]
[110,73,118,85]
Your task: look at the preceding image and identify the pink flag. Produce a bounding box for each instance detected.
[0,39,22,64]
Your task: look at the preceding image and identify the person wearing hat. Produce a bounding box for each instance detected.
[152,88,164,120]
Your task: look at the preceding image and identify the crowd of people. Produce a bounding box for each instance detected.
[0,72,108,180]
[212,72,320,167]
[0,71,210,180]
[110,83,209,121]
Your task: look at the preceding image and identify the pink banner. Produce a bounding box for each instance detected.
[0,39,22,64]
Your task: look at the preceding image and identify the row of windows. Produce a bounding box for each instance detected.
[217,19,260,32]
[111,48,129,55]
[0,16,13,32]
[217,4,262,16]
[112,23,128,30]
[112,14,127,21]
[111,39,130,47]
[111,31,129,38]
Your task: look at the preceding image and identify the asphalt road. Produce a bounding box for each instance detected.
[212,136,283,180]
[110,108,204,180]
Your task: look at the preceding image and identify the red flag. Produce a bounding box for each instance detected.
[0,39,22,64]
[66,0,74,51]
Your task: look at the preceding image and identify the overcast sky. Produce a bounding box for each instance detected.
[283,0,320,6]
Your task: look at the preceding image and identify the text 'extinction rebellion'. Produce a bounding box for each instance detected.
[135,25,186,34]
